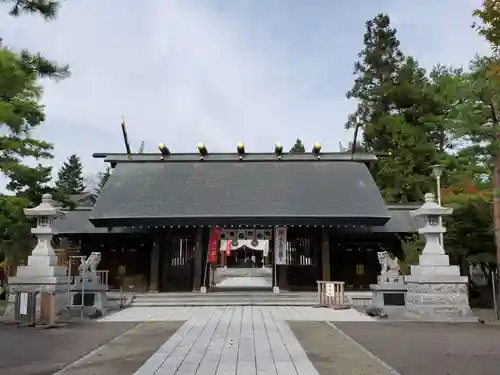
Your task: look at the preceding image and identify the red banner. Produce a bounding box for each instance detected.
[226,239,231,256]
[207,227,222,263]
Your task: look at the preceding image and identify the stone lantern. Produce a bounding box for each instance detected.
[16,194,67,278]
[5,194,70,320]
[405,193,475,321]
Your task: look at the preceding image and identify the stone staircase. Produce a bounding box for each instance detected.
[131,291,319,307]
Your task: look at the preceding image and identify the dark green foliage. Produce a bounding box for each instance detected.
[95,166,112,196]
[0,1,69,250]
[444,193,495,271]
[345,14,457,203]
[55,154,86,195]
[1,0,61,20]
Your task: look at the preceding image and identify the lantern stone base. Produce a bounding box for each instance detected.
[405,275,477,322]
[4,276,70,321]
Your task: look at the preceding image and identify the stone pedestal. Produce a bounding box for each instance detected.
[70,252,108,315]
[4,194,70,320]
[405,193,476,322]
[371,283,407,312]
[70,282,107,315]
[405,278,473,320]
[370,251,407,315]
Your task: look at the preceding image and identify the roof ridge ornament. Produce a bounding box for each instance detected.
[197,142,208,160]
[312,142,321,159]
[275,142,283,160]
[237,142,245,160]
[158,143,170,160]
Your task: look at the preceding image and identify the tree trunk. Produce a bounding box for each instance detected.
[493,154,500,318]
[491,102,500,318]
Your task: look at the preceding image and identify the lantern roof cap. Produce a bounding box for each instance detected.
[410,193,453,218]
[24,193,65,218]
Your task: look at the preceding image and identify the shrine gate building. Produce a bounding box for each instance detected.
[54,148,421,292]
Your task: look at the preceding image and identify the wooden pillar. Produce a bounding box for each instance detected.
[148,236,160,292]
[193,227,203,291]
[321,227,330,281]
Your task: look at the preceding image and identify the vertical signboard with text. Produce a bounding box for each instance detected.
[226,240,231,256]
[274,227,287,265]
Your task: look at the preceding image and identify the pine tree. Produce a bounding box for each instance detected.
[55,154,86,195]
[289,138,305,153]
[1,0,61,20]
[0,0,68,257]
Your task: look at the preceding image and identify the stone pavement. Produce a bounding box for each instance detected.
[2,305,497,375]
[101,306,375,322]
[131,306,322,375]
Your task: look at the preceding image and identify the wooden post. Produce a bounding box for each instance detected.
[321,227,330,281]
[148,236,160,292]
[193,227,203,291]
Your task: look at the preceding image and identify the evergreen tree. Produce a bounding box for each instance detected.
[1,0,61,20]
[345,13,404,151]
[1,0,68,201]
[95,166,112,196]
[473,0,500,299]
[0,0,69,263]
[289,138,305,153]
[345,14,444,202]
[55,154,86,195]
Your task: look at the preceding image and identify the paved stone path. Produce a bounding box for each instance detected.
[101,306,375,322]
[132,306,330,375]
[217,277,271,288]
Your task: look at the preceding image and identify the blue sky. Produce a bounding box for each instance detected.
[0,0,490,190]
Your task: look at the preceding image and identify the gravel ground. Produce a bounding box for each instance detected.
[288,321,395,375]
[335,321,500,375]
[57,321,184,375]
[0,321,138,375]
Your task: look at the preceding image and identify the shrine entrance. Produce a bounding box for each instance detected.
[212,228,274,291]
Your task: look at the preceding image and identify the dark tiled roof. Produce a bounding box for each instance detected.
[54,210,105,234]
[52,193,97,210]
[89,160,390,227]
[54,206,422,235]
[54,210,145,234]
[372,207,424,233]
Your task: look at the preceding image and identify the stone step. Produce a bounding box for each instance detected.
[131,300,318,306]
[133,292,316,298]
[133,296,317,302]
[132,295,317,300]
[131,291,319,307]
